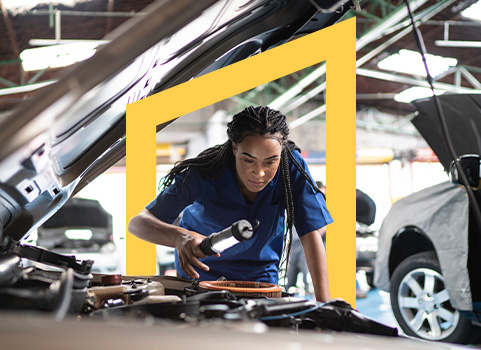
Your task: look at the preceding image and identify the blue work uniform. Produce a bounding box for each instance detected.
[146,150,333,284]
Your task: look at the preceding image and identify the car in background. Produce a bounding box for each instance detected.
[374,94,481,344]
[156,245,176,275]
[28,197,122,274]
[356,188,377,288]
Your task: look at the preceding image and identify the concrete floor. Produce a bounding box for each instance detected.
[356,288,400,331]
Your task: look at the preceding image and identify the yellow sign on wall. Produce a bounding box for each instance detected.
[126,18,356,305]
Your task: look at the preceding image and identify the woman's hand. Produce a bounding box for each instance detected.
[128,210,220,279]
[175,230,220,279]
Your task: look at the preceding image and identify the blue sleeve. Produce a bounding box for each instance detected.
[290,150,333,236]
[145,168,201,224]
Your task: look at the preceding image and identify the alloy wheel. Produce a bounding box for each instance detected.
[397,267,459,340]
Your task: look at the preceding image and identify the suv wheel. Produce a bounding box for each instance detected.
[390,251,475,344]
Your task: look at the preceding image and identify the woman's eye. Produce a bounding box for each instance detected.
[244,159,254,164]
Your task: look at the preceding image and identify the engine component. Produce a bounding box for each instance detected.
[198,281,282,298]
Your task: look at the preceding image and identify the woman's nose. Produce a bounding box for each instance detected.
[252,165,265,178]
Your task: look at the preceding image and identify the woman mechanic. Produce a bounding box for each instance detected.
[128,106,333,302]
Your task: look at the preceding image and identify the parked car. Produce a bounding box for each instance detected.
[374,94,481,344]
[356,189,377,287]
[27,197,122,274]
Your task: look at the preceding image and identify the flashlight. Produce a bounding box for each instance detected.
[200,219,258,255]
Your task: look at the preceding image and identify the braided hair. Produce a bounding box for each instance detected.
[159,106,324,275]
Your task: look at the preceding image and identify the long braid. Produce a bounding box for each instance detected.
[280,148,294,278]
[159,142,233,190]
[285,145,326,199]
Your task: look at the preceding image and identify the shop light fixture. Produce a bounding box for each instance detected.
[20,41,99,71]
[462,0,481,21]
[435,40,481,48]
[394,86,445,103]
[2,0,89,13]
[377,49,457,78]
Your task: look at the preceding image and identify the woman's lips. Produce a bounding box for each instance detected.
[249,180,265,187]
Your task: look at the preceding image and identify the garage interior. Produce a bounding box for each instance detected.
[1,0,481,345]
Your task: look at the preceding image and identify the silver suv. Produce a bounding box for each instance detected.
[374,94,481,344]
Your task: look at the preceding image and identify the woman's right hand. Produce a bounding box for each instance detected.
[175,229,220,279]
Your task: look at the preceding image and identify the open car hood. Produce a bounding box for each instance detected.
[0,0,349,243]
[411,94,481,171]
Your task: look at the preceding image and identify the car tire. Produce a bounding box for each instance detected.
[390,251,477,344]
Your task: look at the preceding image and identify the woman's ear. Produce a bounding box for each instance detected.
[232,143,237,156]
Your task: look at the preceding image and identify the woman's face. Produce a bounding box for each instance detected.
[233,133,282,201]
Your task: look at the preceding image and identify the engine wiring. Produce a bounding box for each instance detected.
[260,304,322,321]
[405,0,481,234]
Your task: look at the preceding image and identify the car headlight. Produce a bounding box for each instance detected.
[100,242,117,254]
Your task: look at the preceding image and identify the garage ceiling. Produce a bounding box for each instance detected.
[0,0,480,148]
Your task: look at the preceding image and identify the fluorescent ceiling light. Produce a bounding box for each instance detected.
[435,40,481,48]
[394,86,445,103]
[462,1,481,21]
[20,42,99,71]
[29,39,110,46]
[2,0,91,13]
[377,49,457,77]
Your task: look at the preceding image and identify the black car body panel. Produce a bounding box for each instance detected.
[411,94,481,171]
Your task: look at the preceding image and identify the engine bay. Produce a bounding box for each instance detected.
[0,240,397,338]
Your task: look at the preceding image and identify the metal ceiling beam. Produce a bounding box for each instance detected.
[424,20,481,26]
[356,68,476,93]
[0,0,20,57]
[28,10,142,17]
[378,0,456,39]
[0,0,23,85]
[459,66,481,89]
[355,0,427,49]
[357,0,456,67]
[270,0,427,125]
[356,107,419,135]
[269,65,326,110]
[283,82,326,114]
[290,105,421,136]
[105,0,115,35]
[290,105,326,129]
[0,80,57,96]
[356,92,397,99]
[289,0,473,131]
[369,0,397,11]
[356,118,419,135]
[0,76,16,88]
[241,0,473,136]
